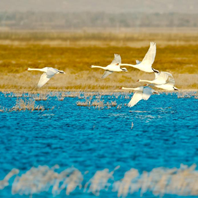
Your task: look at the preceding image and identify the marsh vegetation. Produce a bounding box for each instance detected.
[0,31,197,91]
[2,164,198,197]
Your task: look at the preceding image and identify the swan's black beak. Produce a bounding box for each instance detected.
[174,87,178,91]
[153,68,159,73]
[121,68,127,72]
[153,91,159,95]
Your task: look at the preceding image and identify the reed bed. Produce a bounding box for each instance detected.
[76,91,122,109]
[1,90,197,113]
[1,164,198,197]
[11,98,45,111]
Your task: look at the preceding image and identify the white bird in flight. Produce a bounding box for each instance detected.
[122,86,158,107]
[27,67,65,88]
[91,54,128,78]
[120,42,159,73]
[138,72,178,91]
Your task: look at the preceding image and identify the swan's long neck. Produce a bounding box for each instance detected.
[139,79,153,83]
[120,63,138,68]
[122,87,135,90]
[91,65,106,70]
[28,68,44,72]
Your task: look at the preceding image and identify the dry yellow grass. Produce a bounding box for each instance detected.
[0,31,197,91]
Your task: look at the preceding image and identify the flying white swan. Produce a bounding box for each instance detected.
[27,67,65,88]
[138,72,178,91]
[138,71,173,84]
[151,78,178,91]
[122,86,158,107]
[120,42,159,73]
[91,54,128,78]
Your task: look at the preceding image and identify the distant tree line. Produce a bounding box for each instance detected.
[0,12,198,30]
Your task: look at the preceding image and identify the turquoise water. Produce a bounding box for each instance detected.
[0,91,198,197]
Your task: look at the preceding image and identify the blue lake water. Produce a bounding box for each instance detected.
[0,91,198,198]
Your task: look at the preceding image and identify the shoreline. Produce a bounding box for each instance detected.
[0,88,197,94]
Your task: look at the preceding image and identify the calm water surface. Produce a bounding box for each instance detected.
[0,91,198,198]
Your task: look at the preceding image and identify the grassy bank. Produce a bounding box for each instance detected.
[0,31,197,91]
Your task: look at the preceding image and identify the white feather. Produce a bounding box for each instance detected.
[102,71,113,79]
[91,54,127,79]
[141,42,156,67]
[120,42,158,73]
[125,86,155,107]
[28,67,65,88]
[128,91,143,107]
[37,73,52,88]
[111,54,121,65]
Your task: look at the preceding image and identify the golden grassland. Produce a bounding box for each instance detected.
[0,31,198,92]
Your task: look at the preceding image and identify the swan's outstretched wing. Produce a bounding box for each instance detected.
[166,74,175,86]
[101,71,113,79]
[155,72,175,85]
[46,67,59,76]
[136,60,141,64]
[128,91,143,107]
[37,73,52,88]
[141,42,156,67]
[154,72,170,84]
[111,54,121,65]
[142,87,153,100]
